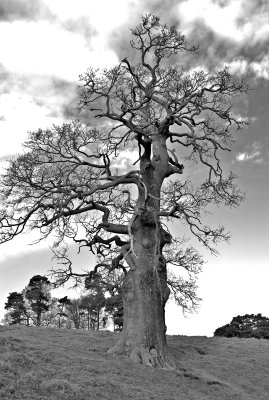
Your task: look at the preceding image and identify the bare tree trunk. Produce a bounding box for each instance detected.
[108,129,175,367]
[108,214,174,368]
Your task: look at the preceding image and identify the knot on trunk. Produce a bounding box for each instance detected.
[139,209,156,226]
[122,275,134,300]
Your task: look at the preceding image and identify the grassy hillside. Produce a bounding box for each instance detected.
[1,325,269,400]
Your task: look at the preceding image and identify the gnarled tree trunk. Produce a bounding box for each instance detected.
[108,128,175,368]
[108,215,173,367]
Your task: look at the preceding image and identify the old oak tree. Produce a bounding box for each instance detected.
[0,15,247,367]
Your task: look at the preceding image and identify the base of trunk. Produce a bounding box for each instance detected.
[107,337,176,369]
[111,215,174,368]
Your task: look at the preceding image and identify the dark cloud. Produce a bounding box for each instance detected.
[140,0,183,24]
[186,28,269,83]
[183,0,269,75]
[0,69,78,128]
[62,102,80,121]
[31,77,78,122]
[62,95,105,126]
[108,10,219,71]
[181,22,235,70]
[107,1,216,67]
[247,80,269,161]
[0,0,53,22]
[248,79,269,118]
[236,0,269,26]
[108,0,185,62]
[32,76,77,107]
[108,0,269,84]
[37,78,79,120]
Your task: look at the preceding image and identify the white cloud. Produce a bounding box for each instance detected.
[176,0,269,81]
[43,0,139,52]
[178,0,244,41]
[227,59,249,75]
[0,20,118,81]
[43,0,132,32]
[251,56,269,81]
[236,142,264,163]
[228,56,269,81]
[0,3,132,160]
[0,88,66,156]
[0,2,140,160]
[177,0,269,44]
[111,149,139,170]
[236,153,247,161]
[238,3,269,44]
[0,231,52,263]
[0,1,141,83]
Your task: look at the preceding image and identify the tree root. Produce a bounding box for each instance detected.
[107,341,175,369]
[107,338,125,356]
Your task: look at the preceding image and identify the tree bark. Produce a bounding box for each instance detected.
[107,128,176,367]
[108,215,174,367]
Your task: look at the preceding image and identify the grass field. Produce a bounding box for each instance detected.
[1,324,269,400]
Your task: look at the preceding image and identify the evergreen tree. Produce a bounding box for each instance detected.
[65,298,83,329]
[82,275,107,330]
[4,292,29,326]
[25,275,51,326]
[57,296,71,329]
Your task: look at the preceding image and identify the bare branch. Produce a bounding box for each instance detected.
[0,14,248,328]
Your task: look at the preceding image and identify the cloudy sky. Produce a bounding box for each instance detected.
[0,0,268,335]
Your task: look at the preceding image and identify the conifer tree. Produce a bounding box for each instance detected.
[25,275,51,326]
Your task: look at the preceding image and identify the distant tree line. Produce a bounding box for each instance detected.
[2,274,123,332]
[214,314,269,339]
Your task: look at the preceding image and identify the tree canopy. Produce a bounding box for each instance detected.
[4,292,29,326]
[2,279,118,330]
[25,275,51,326]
